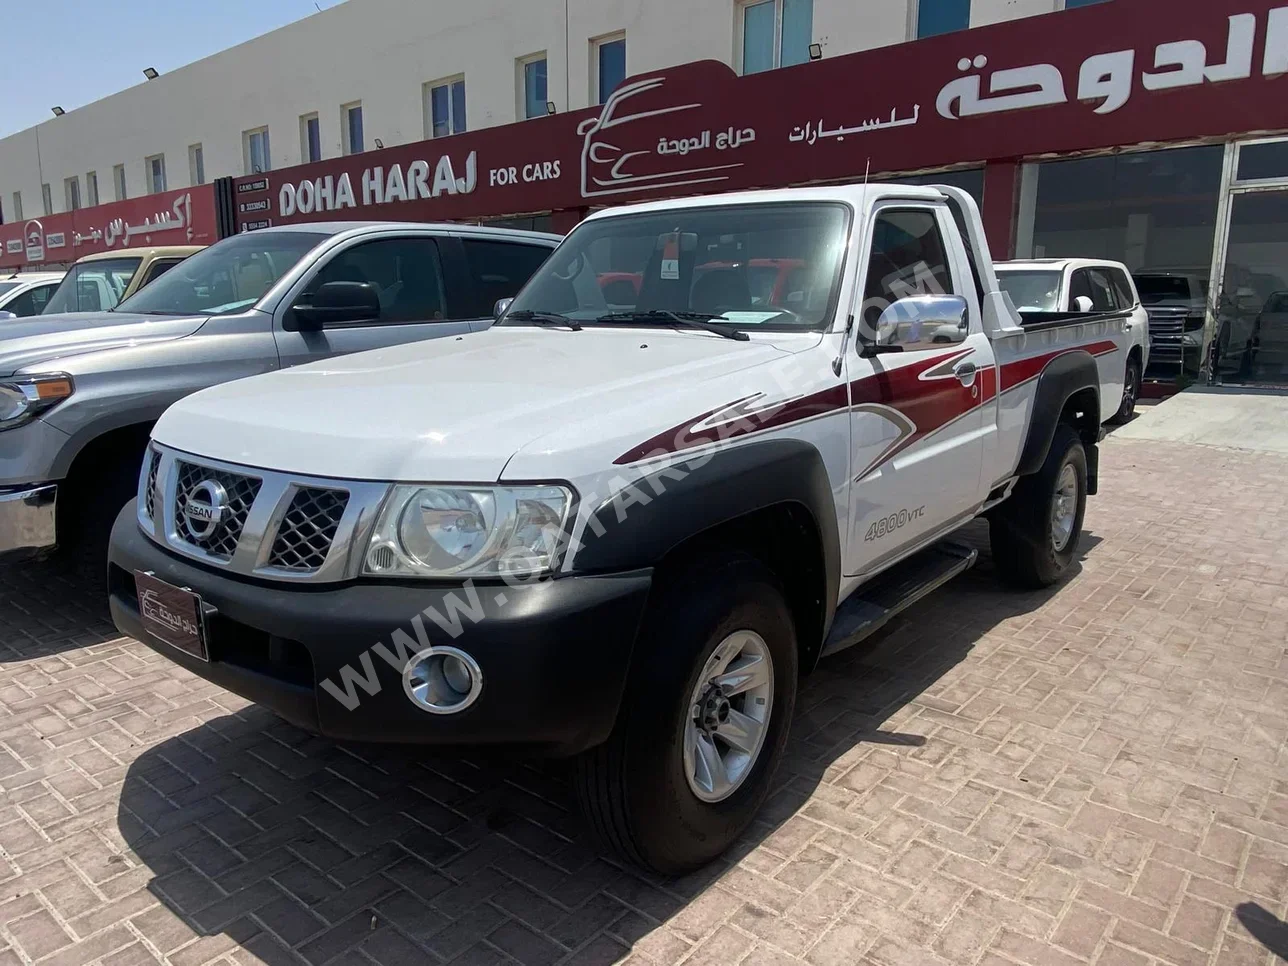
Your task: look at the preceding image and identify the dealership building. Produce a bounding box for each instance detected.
[3,0,1288,385]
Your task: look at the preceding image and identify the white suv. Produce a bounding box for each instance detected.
[0,271,65,319]
[997,258,1149,423]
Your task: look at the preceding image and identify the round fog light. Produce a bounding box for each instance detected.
[402,647,483,714]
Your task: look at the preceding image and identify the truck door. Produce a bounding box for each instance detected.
[273,234,477,367]
[844,202,995,577]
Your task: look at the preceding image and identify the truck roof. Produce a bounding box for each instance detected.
[581,184,948,222]
[250,222,564,244]
[998,258,1131,272]
[76,246,205,263]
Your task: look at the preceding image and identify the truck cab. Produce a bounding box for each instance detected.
[107,184,1132,875]
[41,246,205,315]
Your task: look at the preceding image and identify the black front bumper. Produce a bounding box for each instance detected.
[108,507,652,755]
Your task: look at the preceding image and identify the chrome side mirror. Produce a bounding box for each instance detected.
[493,297,514,320]
[0,311,14,321]
[872,295,969,350]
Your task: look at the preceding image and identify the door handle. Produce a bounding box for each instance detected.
[954,361,977,386]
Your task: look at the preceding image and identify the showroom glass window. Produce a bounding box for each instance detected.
[1022,146,1223,281]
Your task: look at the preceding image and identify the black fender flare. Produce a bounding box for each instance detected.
[568,438,841,653]
[1016,349,1101,477]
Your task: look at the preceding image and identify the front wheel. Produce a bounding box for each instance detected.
[989,423,1087,589]
[575,554,798,874]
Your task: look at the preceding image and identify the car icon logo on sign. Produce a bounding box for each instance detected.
[182,480,228,541]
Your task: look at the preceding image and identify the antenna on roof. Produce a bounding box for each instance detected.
[863,157,871,190]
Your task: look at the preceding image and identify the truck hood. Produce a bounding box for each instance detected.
[154,326,804,482]
[0,312,208,376]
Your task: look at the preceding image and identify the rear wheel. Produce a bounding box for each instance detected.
[1108,357,1140,425]
[575,554,797,874]
[989,424,1087,589]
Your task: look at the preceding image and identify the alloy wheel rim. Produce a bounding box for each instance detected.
[1123,367,1138,410]
[1051,463,1079,552]
[682,630,774,803]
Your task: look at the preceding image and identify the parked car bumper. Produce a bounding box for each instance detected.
[107,506,653,755]
[0,484,57,561]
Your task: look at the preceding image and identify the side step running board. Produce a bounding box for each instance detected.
[821,541,978,658]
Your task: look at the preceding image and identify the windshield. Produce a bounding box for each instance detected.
[115,232,328,316]
[996,270,1063,312]
[504,203,851,330]
[0,282,19,298]
[43,258,141,314]
[1134,275,1197,304]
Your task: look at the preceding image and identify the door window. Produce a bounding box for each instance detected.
[1087,269,1118,311]
[1106,268,1136,308]
[461,240,553,316]
[141,259,182,288]
[3,284,57,317]
[861,208,954,330]
[310,238,448,324]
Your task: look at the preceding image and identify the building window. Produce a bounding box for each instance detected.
[300,113,322,162]
[424,77,466,139]
[520,54,548,119]
[342,102,364,155]
[189,144,205,185]
[593,34,626,104]
[64,177,81,211]
[244,127,271,174]
[739,0,812,74]
[146,154,167,194]
[11,192,21,221]
[113,164,127,201]
[917,0,971,38]
[1064,0,1111,7]
[41,183,53,216]
[86,172,99,207]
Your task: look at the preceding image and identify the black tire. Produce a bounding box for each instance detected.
[1107,357,1140,425]
[989,423,1087,590]
[574,553,798,875]
[56,457,140,591]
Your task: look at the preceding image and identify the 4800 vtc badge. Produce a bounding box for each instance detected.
[864,505,926,542]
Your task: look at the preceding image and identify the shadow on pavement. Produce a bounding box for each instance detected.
[0,559,119,661]
[1235,902,1288,961]
[114,520,1103,964]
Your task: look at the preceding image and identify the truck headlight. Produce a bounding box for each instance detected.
[364,485,573,578]
[0,374,74,431]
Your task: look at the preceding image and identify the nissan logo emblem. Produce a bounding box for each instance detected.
[182,480,228,540]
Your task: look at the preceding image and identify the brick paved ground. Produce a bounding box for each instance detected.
[1,434,1287,966]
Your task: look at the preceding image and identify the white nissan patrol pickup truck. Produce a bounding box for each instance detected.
[108,185,1131,874]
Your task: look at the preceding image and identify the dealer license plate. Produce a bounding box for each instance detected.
[135,571,209,661]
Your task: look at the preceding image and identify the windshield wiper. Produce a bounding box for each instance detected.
[598,310,749,341]
[503,309,583,331]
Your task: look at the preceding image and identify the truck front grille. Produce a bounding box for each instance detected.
[267,487,350,572]
[144,451,161,522]
[173,461,262,560]
[144,445,385,582]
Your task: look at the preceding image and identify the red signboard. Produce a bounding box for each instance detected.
[0,185,219,271]
[231,0,1288,234]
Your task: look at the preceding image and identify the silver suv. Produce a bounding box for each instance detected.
[0,222,558,578]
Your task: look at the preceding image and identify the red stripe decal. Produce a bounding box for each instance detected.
[613,340,1118,466]
[999,340,1118,393]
